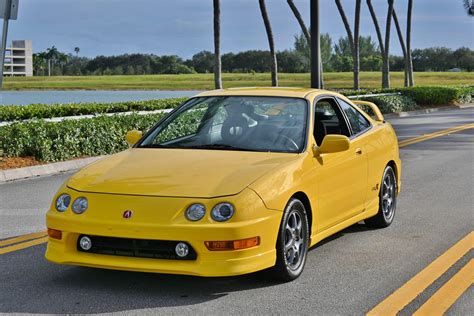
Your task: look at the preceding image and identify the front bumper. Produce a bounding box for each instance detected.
[45,188,282,277]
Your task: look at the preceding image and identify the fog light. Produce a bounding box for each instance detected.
[175,242,189,258]
[79,236,92,251]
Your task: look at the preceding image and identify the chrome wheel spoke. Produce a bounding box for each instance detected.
[381,172,396,220]
[283,205,307,271]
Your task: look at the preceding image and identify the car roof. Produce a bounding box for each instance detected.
[195,87,336,99]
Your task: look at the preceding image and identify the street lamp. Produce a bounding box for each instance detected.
[0,0,19,90]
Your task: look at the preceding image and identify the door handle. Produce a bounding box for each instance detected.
[355,148,363,155]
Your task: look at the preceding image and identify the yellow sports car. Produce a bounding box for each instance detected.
[45,88,401,281]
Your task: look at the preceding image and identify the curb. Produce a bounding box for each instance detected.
[384,104,473,119]
[0,156,105,183]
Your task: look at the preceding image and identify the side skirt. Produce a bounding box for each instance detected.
[309,207,377,248]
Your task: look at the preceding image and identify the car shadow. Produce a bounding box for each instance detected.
[1,222,372,314]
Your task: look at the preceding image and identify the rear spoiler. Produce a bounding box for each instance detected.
[352,100,385,122]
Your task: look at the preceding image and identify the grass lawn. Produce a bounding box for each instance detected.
[3,72,473,91]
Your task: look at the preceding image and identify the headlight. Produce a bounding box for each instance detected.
[185,203,206,221]
[55,193,71,212]
[72,197,88,214]
[211,202,234,222]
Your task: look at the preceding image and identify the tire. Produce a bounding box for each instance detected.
[365,166,397,228]
[268,198,309,282]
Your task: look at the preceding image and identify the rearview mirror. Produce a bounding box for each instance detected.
[313,135,350,156]
[126,130,143,146]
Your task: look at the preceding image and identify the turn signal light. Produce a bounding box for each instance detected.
[205,236,260,251]
[47,228,62,240]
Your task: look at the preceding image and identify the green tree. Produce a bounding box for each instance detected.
[74,47,80,56]
[294,32,332,71]
[191,51,214,73]
[33,52,48,76]
[453,47,474,71]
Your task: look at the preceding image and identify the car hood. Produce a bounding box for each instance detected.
[67,148,298,198]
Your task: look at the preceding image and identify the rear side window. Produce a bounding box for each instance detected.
[337,98,371,135]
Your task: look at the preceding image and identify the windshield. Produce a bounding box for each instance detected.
[139,96,308,153]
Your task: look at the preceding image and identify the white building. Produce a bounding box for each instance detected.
[3,40,33,77]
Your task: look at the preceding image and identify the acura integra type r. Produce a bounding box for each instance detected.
[46,88,401,281]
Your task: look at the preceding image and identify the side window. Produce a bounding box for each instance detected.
[314,98,350,146]
[337,98,371,135]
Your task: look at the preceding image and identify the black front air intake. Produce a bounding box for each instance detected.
[77,235,197,260]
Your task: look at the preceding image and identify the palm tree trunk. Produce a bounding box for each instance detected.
[366,0,385,57]
[392,9,408,87]
[48,59,51,77]
[287,0,310,43]
[335,0,358,90]
[353,0,361,90]
[259,0,278,87]
[406,0,414,86]
[287,0,324,88]
[213,0,222,89]
[382,0,394,89]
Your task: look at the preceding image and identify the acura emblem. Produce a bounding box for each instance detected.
[123,210,133,219]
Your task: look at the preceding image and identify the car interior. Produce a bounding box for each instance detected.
[314,98,351,146]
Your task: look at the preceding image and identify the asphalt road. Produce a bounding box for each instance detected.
[0,107,473,315]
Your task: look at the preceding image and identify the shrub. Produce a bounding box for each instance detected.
[0,113,166,162]
[341,85,473,106]
[358,95,419,114]
[0,98,187,121]
[400,85,473,105]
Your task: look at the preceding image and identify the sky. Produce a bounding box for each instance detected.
[6,0,474,58]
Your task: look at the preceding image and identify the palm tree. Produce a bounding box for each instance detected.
[287,0,324,88]
[45,46,60,76]
[367,0,404,88]
[213,0,222,89]
[407,0,414,86]
[335,0,362,90]
[391,9,408,86]
[366,0,385,58]
[464,0,474,16]
[382,0,394,88]
[74,47,80,56]
[287,0,310,43]
[33,53,48,76]
[259,0,278,86]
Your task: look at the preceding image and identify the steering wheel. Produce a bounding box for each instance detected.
[278,135,299,151]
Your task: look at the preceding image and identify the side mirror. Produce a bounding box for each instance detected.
[125,130,143,146]
[313,135,350,156]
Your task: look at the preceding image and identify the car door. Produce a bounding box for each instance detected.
[313,97,369,232]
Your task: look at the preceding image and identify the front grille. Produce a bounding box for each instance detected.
[77,235,197,260]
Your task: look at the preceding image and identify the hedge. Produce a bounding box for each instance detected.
[0,113,166,162]
[356,95,419,114]
[0,97,186,121]
[400,85,473,105]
